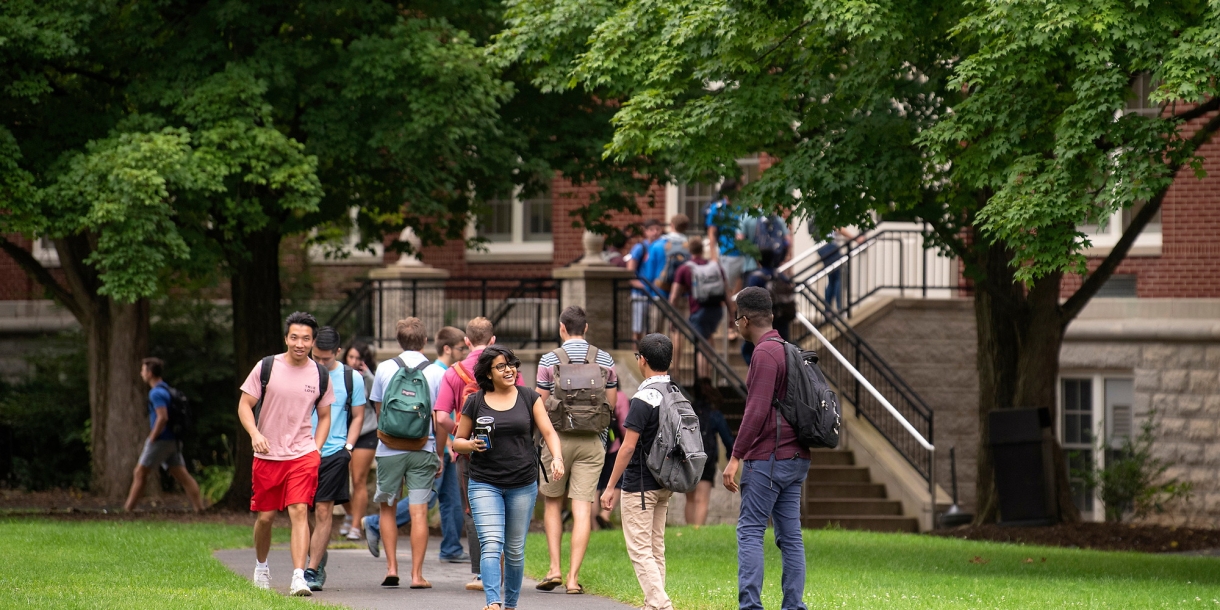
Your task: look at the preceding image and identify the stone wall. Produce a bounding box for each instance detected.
[849,298,981,512]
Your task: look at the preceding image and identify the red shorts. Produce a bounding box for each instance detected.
[251,452,321,512]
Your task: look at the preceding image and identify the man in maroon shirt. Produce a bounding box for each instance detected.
[723,287,810,610]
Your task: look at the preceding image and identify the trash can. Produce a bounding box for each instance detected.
[989,408,1057,525]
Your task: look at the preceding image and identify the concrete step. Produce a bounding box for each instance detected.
[802,515,919,533]
[805,499,904,516]
[808,449,854,466]
[805,482,888,498]
[805,465,871,483]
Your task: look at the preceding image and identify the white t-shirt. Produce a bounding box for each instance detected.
[369,350,434,456]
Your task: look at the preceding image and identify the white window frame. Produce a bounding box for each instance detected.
[1081,209,1162,258]
[309,207,385,265]
[1057,372,1137,522]
[466,188,554,263]
[665,155,764,234]
[32,236,60,268]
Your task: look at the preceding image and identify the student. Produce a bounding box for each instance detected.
[595,390,630,530]
[686,379,734,527]
[600,333,676,610]
[453,345,565,610]
[644,214,691,299]
[705,180,746,337]
[432,316,513,592]
[424,326,471,563]
[723,288,810,610]
[535,306,618,594]
[628,220,663,344]
[238,311,334,597]
[303,327,366,591]
[669,237,731,338]
[360,487,438,558]
[124,357,204,513]
[368,318,442,589]
[340,340,377,540]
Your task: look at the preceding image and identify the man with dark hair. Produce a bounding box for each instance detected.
[723,288,810,610]
[124,357,204,513]
[600,333,674,610]
[302,326,366,591]
[629,219,663,343]
[535,306,618,594]
[368,317,440,588]
[424,326,471,563]
[238,311,334,596]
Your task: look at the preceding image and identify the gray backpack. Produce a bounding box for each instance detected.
[545,345,613,433]
[642,381,706,502]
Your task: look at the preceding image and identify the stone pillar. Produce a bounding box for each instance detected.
[552,231,634,348]
[367,228,450,351]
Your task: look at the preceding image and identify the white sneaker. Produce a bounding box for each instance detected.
[253,565,271,590]
[339,515,352,537]
[290,572,313,597]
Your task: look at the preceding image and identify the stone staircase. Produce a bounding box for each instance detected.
[803,449,919,532]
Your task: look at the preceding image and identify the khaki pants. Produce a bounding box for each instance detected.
[621,488,674,610]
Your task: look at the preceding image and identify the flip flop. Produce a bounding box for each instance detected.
[381,576,400,587]
[410,580,432,589]
[535,576,563,591]
[566,584,585,595]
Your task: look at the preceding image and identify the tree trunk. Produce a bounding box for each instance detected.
[215,223,285,511]
[86,298,151,499]
[973,234,1080,524]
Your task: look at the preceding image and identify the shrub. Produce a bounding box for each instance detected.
[1073,410,1193,522]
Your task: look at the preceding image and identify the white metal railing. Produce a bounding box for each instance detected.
[795,312,934,452]
[778,239,828,274]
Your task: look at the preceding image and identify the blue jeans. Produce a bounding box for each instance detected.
[738,456,811,610]
[689,304,723,339]
[365,488,437,531]
[469,479,538,608]
[436,451,466,559]
[825,270,843,310]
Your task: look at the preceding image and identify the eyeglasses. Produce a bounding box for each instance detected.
[733,314,747,327]
[634,352,642,359]
[493,362,519,373]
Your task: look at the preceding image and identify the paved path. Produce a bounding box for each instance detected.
[215,542,634,610]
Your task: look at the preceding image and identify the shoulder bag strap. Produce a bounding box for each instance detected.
[253,355,275,426]
[314,362,330,412]
[584,345,598,366]
[343,365,354,424]
[552,347,570,365]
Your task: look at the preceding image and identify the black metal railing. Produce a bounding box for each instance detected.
[787,228,967,319]
[790,286,935,483]
[327,277,562,348]
[610,278,747,400]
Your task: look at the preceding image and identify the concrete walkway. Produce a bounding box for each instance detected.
[215,542,634,610]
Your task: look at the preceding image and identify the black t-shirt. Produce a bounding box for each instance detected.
[622,382,666,493]
[462,386,539,489]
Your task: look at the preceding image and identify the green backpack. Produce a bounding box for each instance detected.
[378,358,432,448]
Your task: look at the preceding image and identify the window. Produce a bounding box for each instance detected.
[32,237,59,267]
[667,155,765,235]
[467,190,554,262]
[1058,374,1137,520]
[309,207,384,265]
[1125,72,1161,117]
[1080,199,1162,257]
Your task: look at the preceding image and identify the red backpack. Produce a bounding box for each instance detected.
[451,361,480,425]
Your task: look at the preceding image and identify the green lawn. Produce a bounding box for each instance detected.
[0,519,329,609]
[526,525,1220,609]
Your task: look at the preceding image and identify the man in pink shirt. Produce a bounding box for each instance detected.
[238,311,335,597]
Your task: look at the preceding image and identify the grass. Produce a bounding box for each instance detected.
[0,519,332,609]
[525,525,1220,609]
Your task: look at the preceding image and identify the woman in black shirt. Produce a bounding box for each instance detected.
[453,345,563,610]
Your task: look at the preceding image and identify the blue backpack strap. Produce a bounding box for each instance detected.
[253,355,275,426]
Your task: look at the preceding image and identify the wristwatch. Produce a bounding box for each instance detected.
[344,443,354,451]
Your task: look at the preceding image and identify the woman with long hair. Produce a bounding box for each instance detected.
[453,345,564,610]
[340,340,378,540]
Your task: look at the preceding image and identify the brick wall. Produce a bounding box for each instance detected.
[1062,107,1220,298]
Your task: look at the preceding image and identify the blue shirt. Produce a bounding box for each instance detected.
[629,240,652,296]
[641,233,686,297]
[148,382,174,441]
[312,365,367,457]
[705,199,741,256]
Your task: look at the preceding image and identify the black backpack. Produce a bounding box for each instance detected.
[767,338,841,449]
[163,383,193,438]
[252,356,330,426]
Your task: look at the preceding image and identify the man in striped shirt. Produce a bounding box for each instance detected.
[535,306,618,594]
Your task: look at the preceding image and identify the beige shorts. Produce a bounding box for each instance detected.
[539,432,606,503]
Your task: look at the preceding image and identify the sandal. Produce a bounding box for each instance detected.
[535,575,563,591]
[410,580,432,589]
[566,584,585,594]
[381,575,400,587]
